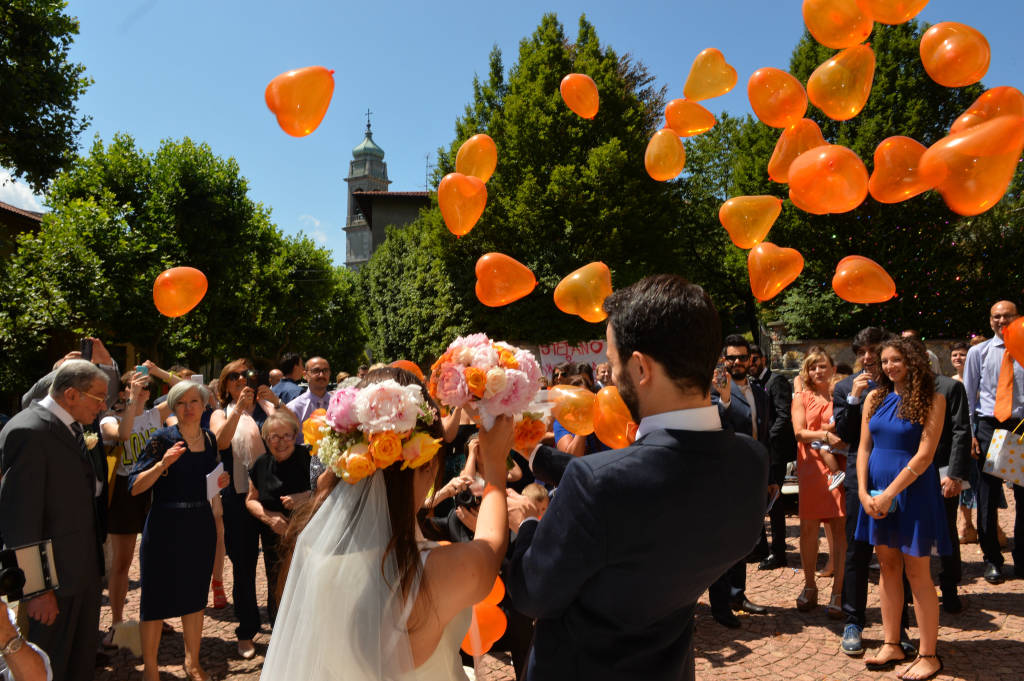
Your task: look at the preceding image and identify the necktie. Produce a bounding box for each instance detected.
[70,421,90,459]
[994,349,1015,422]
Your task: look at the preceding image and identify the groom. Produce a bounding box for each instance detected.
[506,275,768,681]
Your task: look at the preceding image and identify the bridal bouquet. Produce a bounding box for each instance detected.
[306,379,442,484]
[428,333,542,430]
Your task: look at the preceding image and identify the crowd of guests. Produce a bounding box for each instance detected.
[0,296,1022,681]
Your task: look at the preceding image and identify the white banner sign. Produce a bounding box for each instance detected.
[537,340,608,379]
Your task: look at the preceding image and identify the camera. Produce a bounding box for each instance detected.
[0,540,58,602]
[246,368,271,390]
[453,489,482,509]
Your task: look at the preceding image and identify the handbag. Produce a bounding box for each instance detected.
[982,418,1024,487]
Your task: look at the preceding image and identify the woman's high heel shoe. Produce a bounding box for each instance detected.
[826,592,843,619]
[796,585,818,612]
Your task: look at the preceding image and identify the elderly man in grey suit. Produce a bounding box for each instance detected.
[1,360,110,681]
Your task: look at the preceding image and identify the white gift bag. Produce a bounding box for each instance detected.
[983,421,1024,487]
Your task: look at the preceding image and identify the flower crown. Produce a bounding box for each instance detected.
[305,379,441,484]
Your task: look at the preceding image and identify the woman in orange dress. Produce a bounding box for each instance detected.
[792,348,847,617]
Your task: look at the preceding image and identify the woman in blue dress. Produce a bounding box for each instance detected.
[130,382,229,681]
[855,338,950,681]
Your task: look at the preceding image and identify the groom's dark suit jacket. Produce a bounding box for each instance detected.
[506,426,768,681]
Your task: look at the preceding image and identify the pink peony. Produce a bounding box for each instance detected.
[514,348,542,385]
[471,344,499,370]
[433,362,471,408]
[355,380,423,433]
[482,369,535,415]
[326,387,360,433]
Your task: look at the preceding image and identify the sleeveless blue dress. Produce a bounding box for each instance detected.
[854,392,952,557]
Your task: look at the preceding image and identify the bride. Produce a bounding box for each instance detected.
[260,367,511,680]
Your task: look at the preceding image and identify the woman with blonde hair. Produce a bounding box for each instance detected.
[856,338,949,680]
[792,347,847,617]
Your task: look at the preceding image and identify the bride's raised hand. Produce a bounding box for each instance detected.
[477,414,514,484]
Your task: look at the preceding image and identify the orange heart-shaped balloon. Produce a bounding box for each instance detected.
[833,255,896,303]
[153,267,208,317]
[481,576,505,607]
[264,66,335,137]
[808,44,876,121]
[645,129,686,181]
[748,243,804,302]
[455,134,498,183]
[474,253,537,307]
[919,116,1024,216]
[802,0,874,49]
[866,0,929,24]
[789,145,869,214]
[719,196,783,249]
[868,136,943,204]
[767,118,828,183]
[390,360,425,382]
[553,262,613,323]
[438,173,487,236]
[920,22,990,88]
[748,68,808,129]
[950,86,1024,134]
[683,48,738,101]
[461,603,507,656]
[549,385,597,435]
[560,73,599,119]
[593,386,637,449]
[664,99,716,137]
[1003,318,1024,366]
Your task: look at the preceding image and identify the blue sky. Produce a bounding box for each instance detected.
[2,0,1021,265]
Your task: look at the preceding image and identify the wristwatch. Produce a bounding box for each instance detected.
[0,633,25,657]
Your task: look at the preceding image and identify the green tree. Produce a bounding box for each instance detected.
[728,22,1023,339]
[0,133,366,392]
[363,14,732,360]
[0,0,92,191]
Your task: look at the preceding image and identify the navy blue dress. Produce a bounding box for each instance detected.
[130,425,219,620]
[854,393,952,557]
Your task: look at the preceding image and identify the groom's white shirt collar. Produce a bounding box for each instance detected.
[39,394,77,435]
[634,405,721,440]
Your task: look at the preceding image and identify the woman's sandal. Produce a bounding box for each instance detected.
[826,592,843,619]
[865,642,907,671]
[897,654,943,681]
[211,578,228,609]
[796,586,818,612]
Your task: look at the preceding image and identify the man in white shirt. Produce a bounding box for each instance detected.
[286,357,333,443]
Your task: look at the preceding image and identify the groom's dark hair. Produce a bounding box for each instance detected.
[603,274,720,396]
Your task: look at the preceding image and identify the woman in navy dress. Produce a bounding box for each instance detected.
[854,338,949,681]
[130,382,229,681]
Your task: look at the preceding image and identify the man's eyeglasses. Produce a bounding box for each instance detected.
[723,355,749,363]
[306,367,330,375]
[991,314,1018,321]
[78,389,107,403]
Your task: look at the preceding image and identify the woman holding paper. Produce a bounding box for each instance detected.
[129,382,229,681]
[245,409,312,626]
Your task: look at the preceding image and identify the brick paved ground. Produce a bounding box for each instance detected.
[95,492,1020,680]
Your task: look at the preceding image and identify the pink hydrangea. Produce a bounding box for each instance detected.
[325,387,360,433]
[434,362,470,407]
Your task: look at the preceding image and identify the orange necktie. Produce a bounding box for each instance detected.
[994,349,1015,422]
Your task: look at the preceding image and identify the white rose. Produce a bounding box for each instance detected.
[483,368,508,399]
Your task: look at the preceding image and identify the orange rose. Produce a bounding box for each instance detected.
[513,417,547,452]
[303,409,329,456]
[368,431,404,468]
[498,348,519,370]
[342,450,376,484]
[401,432,443,470]
[465,367,487,398]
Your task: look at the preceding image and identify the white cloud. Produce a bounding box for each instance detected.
[0,171,45,212]
[299,213,321,229]
[311,229,328,245]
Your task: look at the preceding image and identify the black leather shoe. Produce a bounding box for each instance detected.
[746,547,769,564]
[733,598,768,614]
[984,562,1005,585]
[941,590,964,614]
[1013,565,1024,579]
[712,611,741,628]
[758,553,786,570]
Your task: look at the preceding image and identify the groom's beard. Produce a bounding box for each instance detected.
[616,370,641,425]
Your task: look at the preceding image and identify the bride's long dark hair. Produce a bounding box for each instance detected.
[277,367,449,625]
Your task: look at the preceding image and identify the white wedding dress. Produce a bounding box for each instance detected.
[260,472,472,681]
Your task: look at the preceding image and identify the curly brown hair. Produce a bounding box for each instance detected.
[867,338,935,424]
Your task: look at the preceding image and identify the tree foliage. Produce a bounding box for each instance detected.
[362,14,737,360]
[0,0,92,191]
[0,133,365,393]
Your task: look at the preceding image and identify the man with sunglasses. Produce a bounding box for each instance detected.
[708,334,771,628]
[286,357,333,444]
[1,360,111,681]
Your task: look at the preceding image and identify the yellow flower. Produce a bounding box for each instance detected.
[342,450,376,484]
[368,431,404,468]
[401,432,442,470]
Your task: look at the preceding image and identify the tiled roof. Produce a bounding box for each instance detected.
[0,199,43,221]
[352,190,429,197]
